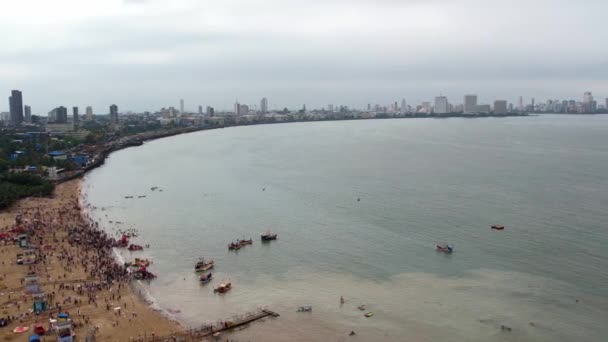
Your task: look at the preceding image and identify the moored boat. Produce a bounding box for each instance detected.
[435,244,454,253]
[261,230,277,241]
[128,244,144,251]
[195,258,214,272]
[199,272,213,284]
[491,224,505,230]
[214,282,232,293]
[239,238,253,245]
[228,242,241,250]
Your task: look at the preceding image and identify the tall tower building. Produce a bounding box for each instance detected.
[434,96,449,114]
[234,101,240,115]
[260,97,268,114]
[198,105,203,115]
[180,99,184,114]
[24,105,31,123]
[464,94,478,114]
[8,90,24,126]
[494,100,508,114]
[109,104,118,125]
[72,106,79,124]
[401,99,407,114]
[86,106,93,121]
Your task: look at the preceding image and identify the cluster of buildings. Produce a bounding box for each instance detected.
[3,90,608,134]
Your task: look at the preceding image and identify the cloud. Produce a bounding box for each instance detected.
[0,0,607,112]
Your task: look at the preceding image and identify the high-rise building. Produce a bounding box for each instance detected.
[85,106,93,121]
[49,106,68,123]
[260,97,268,114]
[206,106,214,116]
[24,105,31,123]
[401,99,407,114]
[8,90,24,126]
[328,104,334,112]
[198,105,203,115]
[434,96,449,114]
[464,94,478,114]
[605,98,608,111]
[180,99,184,114]
[494,100,508,114]
[109,104,118,125]
[72,106,79,123]
[583,91,594,112]
[508,103,514,112]
[519,96,524,111]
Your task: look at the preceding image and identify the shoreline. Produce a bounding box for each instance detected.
[0,179,183,341]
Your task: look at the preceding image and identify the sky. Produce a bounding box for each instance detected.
[1,0,607,113]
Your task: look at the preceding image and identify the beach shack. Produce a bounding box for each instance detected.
[17,234,28,248]
[53,313,74,342]
[32,292,47,312]
[24,273,40,294]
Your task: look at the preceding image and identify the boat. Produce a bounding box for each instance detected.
[199,272,213,284]
[297,305,312,312]
[435,244,454,253]
[364,312,374,318]
[133,266,156,280]
[261,230,277,241]
[138,195,147,198]
[126,258,151,268]
[239,238,253,245]
[357,304,366,311]
[491,224,505,230]
[128,244,144,251]
[228,242,241,250]
[214,282,232,293]
[195,258,214,272]
[124,196,133,199]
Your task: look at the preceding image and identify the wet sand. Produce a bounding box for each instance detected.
[0,179,181,341]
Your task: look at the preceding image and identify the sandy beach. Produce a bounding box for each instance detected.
[0,179,182,341]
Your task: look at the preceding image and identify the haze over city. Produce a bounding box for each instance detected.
[1,0,608,112]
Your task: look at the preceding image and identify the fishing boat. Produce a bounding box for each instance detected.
[199,272,213,284]
[261,230,277,241]
[228,242,241,250]
[297,305,312,312]
[435,244,454,253]
[195,258,214,272]
[214,282,232,293]
[239,238,253,245]
[128,244,144,251]
[364,312,374,318]
[124,196,133,199]
[126,258,151,268]
[491,224,505,230]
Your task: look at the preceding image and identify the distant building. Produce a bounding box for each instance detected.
[49,106,68,124]
[109,104,118,125]
[72,106,79,124]
[476,104,491,113]
[494,100,508,114]
[519,96,524,111]
[260,97,268,114]
[198,105,203,115]
[85,106,93,121]
[464,94,478,114]
[508,103,514,112]
[24,105,31,123]
[328,104,334,112]
[434,96,449,114]
[180,99,184,114]
[8,90,24,126]
[206,106,214,116]
[401,99,407,114]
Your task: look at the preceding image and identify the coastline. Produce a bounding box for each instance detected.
[0,179,182,341]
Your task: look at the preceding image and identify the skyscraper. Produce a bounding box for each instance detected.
[8,90,24,126]
[180,99,184,114]
[260,97,268,114]
[464,94,478,114]
[72,106,79,123]
[85,106,93,121]
[494,100,508,114]
[198,105,203,115]
[49,106,68,124]
[109,104,118,125]
[401,99,407,114]
[519,96,524,111]
[24,105,31,123]
[234,101,240,115]
[434,96,449,114]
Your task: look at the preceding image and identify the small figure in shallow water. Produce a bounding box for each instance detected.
[340,296,345,304]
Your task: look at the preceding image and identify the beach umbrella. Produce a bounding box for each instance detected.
[13,326,29,333]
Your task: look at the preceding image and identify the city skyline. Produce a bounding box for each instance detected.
[1,0,607,111]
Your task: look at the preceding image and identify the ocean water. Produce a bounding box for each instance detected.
[83,115,608,341]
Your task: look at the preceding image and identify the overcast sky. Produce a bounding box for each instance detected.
[1,0,607,113]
